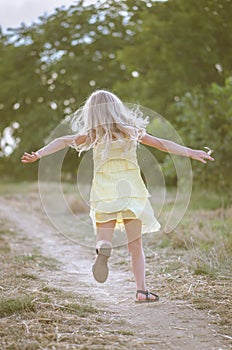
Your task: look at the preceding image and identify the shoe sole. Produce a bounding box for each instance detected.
[92,243,112,283]
[135,297,159,303]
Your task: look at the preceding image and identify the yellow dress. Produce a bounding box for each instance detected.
[89,139,160,234]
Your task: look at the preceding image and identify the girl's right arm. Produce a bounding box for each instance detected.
[140,133,214,164]
[21,134,86,163]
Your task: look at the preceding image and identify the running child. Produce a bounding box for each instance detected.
[21,90,214,302]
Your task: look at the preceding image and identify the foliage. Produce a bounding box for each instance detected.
[0,0,231,188]
[0,0,135,178]
[175,78,232,192]
[114,0,232,114]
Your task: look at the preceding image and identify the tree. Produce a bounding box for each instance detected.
[175,77,232,191]
[0,0,136,178]
[0,0,232,187]
[115,0,232,116]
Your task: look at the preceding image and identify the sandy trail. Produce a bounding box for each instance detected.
[0,195,227,350]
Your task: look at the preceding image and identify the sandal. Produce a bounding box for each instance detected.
[92,240,112,283]
[135,290,159,303]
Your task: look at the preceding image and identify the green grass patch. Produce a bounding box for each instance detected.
[0,295,35,318]
[193,264,216,278]
[189,190,230,210]
[0,237,11,253]
[0,228,16,236]
[15,254,59,270]
[116,330,134,336]
[17,273,38,280]
[61,302,98,317]
[40,285,61,293]
[0,181,39,195]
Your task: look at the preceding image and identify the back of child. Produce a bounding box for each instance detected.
[21,89,214,302]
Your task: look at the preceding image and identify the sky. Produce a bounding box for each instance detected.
[0,0,99,31]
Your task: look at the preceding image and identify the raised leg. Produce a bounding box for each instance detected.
[92,220,116,283]
[96,219,116,244]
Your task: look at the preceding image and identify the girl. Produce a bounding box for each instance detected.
[21,90,214,302]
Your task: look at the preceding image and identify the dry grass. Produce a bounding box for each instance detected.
[144,204,232,341]
[0,220,140,350]
[0,182,231,348]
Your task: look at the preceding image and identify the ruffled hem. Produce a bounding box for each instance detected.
[90,198,161,234]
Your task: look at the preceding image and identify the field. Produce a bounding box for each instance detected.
[0,182,231,350]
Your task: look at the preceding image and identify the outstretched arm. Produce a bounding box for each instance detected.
[140,133,214,164]
[21,134,86,163]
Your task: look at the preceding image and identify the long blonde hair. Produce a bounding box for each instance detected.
[71,90,148,157]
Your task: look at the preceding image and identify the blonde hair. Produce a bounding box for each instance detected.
[71,89,148,157]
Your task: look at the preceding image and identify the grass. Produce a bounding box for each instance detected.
[0,296,35,318]
[15,253,59,270]
[189,190,228,210]
[0,211,140,350]
[150,205,232,278]
[143,189,232,341]
[17,273,38,280]
[0,180,39,195]
[54,301,99,317]
[0,181,231,348]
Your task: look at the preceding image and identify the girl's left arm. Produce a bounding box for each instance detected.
[21,134,86,163]
[140,133,214,164]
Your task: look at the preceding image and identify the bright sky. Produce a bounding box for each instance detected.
[0,0,98,31]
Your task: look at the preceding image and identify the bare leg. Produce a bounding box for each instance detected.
[92,220,116,283]
[96,220,116,244]
[124,219,157,301]
[124,219,146,290]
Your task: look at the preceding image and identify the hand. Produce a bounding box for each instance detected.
[21,152,39,163]
[190,149,215,164]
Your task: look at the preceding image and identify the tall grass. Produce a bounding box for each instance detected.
[151,189,232,277]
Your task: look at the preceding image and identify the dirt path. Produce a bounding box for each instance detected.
[0,195,228,350]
